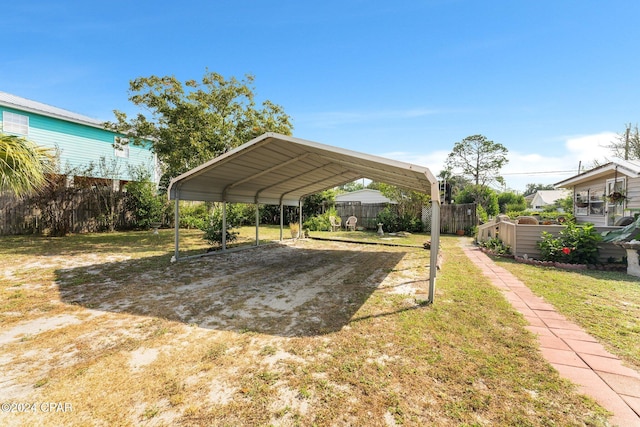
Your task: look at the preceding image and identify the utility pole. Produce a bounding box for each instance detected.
[625,124,631,160]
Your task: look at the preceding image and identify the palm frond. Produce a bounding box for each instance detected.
[0,134,54,197]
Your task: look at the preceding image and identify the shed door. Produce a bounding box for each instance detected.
[605,177,626,226]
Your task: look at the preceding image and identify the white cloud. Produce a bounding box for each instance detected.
[564,132,616,164]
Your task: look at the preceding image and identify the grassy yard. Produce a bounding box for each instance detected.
[491,256,640,372]
[0,229,613,426]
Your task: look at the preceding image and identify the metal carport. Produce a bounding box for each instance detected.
[168,133,441,303]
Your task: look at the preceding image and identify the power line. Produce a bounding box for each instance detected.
[502,170,577,176]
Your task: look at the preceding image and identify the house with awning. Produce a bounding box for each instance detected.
[554,159,640,226]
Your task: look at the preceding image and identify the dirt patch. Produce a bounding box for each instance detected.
[0,239,431,425]
[54,240,416,337]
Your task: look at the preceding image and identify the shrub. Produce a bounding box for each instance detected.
[122,165,168,230]
[124,179,165,230]
[179,202,208,229]
[479,237,511,255]
[375,206,423,233]
[537,222,601,264]
[476,205,489,223]
[227,203,256,226]
[303,208,336,231]
[200,209,238,247]
[506,210,575,223]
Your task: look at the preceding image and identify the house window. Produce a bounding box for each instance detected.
[114,137,129,158]
[575,190,589,216]
[2,111,29,135]
[575,189,604,216]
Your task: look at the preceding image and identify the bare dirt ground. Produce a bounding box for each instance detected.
[0,239,433,426]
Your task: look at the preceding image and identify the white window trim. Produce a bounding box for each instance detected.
[2,111,29,135]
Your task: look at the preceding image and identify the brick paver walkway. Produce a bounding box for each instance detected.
[462,245,640,427]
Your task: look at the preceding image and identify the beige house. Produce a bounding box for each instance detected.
[555,159,640,226]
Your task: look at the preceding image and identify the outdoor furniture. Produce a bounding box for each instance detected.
[329,215,341,232]
[345,216,358,231]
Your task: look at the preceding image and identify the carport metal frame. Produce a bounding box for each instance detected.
[168,133,441,303]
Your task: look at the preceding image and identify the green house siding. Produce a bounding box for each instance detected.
[1,106,157,182]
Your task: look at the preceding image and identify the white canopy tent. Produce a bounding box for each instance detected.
[168,133,441,302]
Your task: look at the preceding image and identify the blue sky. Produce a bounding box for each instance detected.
[3,0,640,192]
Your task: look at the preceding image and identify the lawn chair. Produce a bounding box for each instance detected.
[345,216,357,231]
[329,215,341,232]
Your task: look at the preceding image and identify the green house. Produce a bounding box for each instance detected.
[0,91,158,184]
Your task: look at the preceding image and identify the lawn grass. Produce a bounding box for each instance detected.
[0,230,612,426]
[492,256,640,372]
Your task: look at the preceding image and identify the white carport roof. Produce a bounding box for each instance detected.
[168,133,439,205]
[168,133,441,303]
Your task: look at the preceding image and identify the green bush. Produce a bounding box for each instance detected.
[304,215,331,231]
[179,202,208,229]
[124,179,165,230]
[303,207,336,231]
[506,210,575,223]
[200,209,238,247]
[479,237,511,255]
[227,203,256,226]
[476,205,489,223]
[537,222,601,264]
[375,207,423,233]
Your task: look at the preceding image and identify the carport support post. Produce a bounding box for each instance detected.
[173,197,180,261]
[222,201,227,251]
[298,200,303,238]
[428,197,441,304]
[255,202,260,246]
[279,203,284,241]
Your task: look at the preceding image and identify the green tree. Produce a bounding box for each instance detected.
[338,180,365,193]
[377,182,430,218]
[523,183,555,196]
[455,185,499,217]
[557,194,573,213]
[445,134,508,187]
[105,71,293,179]
[0,135,53,197]
[303,189,337,218]
[497,191,526,214]
[606,123,640,160]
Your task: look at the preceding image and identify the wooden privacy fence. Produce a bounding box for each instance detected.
[335,202,389,229]
[0,191,137,235]
[439,203,478,234]
[478,221,625,262]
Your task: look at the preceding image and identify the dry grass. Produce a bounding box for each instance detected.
[0,230,610,426]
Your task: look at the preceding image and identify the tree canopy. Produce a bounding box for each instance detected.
[445,134,508,187]
[0,134,53,197]
[523,183,555,196]
[377,182,430,218]
[606,123,640,160]
[105,71,293,180]
[497,191,526,214]
[455,185,499,217]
